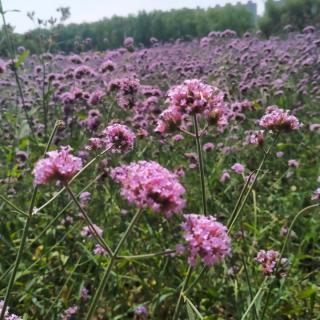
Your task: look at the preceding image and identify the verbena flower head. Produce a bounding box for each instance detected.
[111,161,185,218]
[102,123,135,154]
[288,159,299,168]
[255,249,288,276]
[220,170,230,183]
[182,214,231,266]
[259,106,301,131]
[311,188,320,201]
[245,130,264,146]
[33,146,82,185]
[134,305,148,318]
[231,163,245,174]
[80,224,103,238]
[167,79,217,115]
[168,79,226,116]
[61,305,78,320]
[80,287,89,301]
[156,79,227,133]
[79,191,91,206]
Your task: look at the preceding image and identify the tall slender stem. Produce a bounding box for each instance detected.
[260,203,320,319]
[64,184,113,256]
[0,0,36,140]
[240,218,259,320]
[193,114,207,216]
[172,115,208,319]
[172,266,193,320]
[85,209,143,319]
[0,122,60,319]
[228,134,279,233]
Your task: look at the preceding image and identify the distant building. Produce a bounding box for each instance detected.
[245,1,257,23]
[235,1,257,24]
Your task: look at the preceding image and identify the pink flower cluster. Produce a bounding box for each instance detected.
[259,106,301,131]
[255,249,288,275]
[111,161,186,218]
[103,123,136,154]
[231,163,245,174]
[80,224,103,238]
[182,214,231,266]
[61,305,78,320]
[33,146,82,185]
[156,79,227,133]
[245,130,264,146]
[311,188,320,200]
[86,123,135,154]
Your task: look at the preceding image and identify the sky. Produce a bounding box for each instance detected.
[2,0,266,33]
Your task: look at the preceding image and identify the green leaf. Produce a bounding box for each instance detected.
[298,286,318,299]
[186,302,196,320]
[15,50,30,69]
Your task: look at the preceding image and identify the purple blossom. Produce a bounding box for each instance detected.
[182,214,231,266]
[203,142,215,152]
[80,224,103,238]
[311,188,320,201]
[33,146,82,185]
[259,106,301,132]
[134,305,148,318]
[231,163,245,174]
[111,161,185,218]
[61,305,78,320]
[288,159,299,168]
[80,287,89,301]
[102,123,135,154]
[255,250,288,276]
[276,151,284,158]
[220,170,230,183]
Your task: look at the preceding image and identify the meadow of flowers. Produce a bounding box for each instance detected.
[0,24,319,320]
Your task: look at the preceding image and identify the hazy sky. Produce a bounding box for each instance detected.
[2,0,265,33]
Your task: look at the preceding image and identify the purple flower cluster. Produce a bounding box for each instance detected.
[255,250,288,275]
[231,163,245,174]
[103,123,136,154]
[182,214,231,266]
[156,79,227,133]
[80,224,103,238]
[134,305,148,318]
[111,161,186,218]
[33,146,82,185]
[259,106,301,132]
[60,305,78,320]
[311,188,320,200]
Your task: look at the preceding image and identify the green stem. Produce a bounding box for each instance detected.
[0,195,27,216]
[85,209,143,319]
[260,203,320,319]
[241,278,268,320]
[184,266,206,295]
[240,218,259,320]
[228,134,279,233]
[64,184,113,256]
[118,249,175,260]
[0,189,37,320]
[193,114,207,216]
[172,266,193,320]
[0,122,59,319]
[0,0,37,141]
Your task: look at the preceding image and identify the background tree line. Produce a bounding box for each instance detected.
[0,0,319,56]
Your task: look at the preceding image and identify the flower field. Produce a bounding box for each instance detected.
[0,27,319,319]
